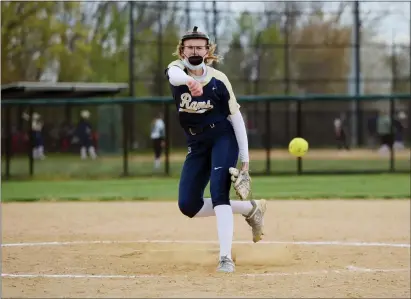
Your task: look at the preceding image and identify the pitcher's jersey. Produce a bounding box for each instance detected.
[165,60,240,130]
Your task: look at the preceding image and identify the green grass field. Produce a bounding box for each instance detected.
[2,174,410,202]
[2,148,410,179]
[2,149,409,202]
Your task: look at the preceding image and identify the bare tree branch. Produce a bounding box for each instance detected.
[333,1,349,24]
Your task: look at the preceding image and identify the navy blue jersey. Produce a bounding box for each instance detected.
[76,119,92,140]
[166,60,240,130]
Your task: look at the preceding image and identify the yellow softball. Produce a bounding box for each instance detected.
[288,137,309,157]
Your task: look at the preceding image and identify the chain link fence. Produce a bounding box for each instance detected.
[1,1,410,179]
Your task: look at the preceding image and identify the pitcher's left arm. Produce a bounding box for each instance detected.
[214,70,251,200]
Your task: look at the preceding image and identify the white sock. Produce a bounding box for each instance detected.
[194,198,215,217]
[154,158,160,169]
[32,148,39,159]
[194,198,253,218]
[38,146,45,158]
[88,146,97,159]
[231,200,253,216]
[214,205,233,259]
[80,147,87,159]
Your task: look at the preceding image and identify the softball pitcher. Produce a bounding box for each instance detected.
[165,26,267,273]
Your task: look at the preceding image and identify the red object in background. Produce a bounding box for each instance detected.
[61,138,70,151]
[11,134,19,152]
[11,132,28,153]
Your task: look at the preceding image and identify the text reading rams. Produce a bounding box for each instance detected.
[179,92,214,114]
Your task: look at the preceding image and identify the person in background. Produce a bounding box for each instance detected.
[376,109,393,155]
[150,112,166,170]
[22,112,46,160]
[366,111,379,149]
[75,110,97,160]
[59,120,74,152]
[393,111,407,150]
[333,113,350,150]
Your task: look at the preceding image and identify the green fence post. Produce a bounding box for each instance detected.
[4,106,11,180]
[265,100,271,175]
[28,105,34,177]
[389,97,396,172]
[164,103,170,176]
[296,98,303,175]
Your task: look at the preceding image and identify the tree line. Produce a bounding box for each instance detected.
[2,1,409,94]
[2,2,410,140]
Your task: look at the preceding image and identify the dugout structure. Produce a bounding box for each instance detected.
[1,91,410,179]
[1,81,128,180]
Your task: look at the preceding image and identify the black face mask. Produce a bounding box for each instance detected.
[188,55,204,66]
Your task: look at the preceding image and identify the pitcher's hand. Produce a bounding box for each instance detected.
[187,79,203,97]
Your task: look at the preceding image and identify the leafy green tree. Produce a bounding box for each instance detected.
[1,2,92,83]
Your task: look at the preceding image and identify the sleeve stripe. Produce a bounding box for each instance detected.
[167,60,185,70]
[212,70,240,115]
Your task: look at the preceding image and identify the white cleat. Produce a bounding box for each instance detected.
[244,199,267,243]
[216,255,235,273]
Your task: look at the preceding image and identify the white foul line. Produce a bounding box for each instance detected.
[1,266,409,279]
[244,266,410,277]
[1,239,410,248]
[1,273,165,279]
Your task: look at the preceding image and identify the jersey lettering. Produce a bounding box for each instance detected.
[179,92,214,114]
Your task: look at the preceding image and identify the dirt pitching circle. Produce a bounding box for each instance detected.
[2,200,410,298]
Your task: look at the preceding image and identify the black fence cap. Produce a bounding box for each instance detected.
[1,81,129,99]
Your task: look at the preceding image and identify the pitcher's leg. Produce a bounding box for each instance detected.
[198,198,253,216]
[178,140,248,219]
[211,132,267,244]
[209,132,239,265]
[178,143,211,218]
[210,132,239,207]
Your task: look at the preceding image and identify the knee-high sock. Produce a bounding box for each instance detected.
[38,146,45,158]
[32,147,39,159]
[88,146,97,159]
[154,158,161,169]
[214,204,233,259]
[80,147,87,159]
[194,198,253,217]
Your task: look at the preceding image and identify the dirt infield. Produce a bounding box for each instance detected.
[2,200,410,298]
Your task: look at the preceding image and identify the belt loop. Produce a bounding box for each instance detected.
[210,123,215,128]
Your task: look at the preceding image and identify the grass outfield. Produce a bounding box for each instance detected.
[2,174,410,202]
[2,149,410,179]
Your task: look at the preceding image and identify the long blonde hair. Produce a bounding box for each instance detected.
[172,40,222,65]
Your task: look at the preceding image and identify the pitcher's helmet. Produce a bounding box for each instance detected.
[180,26,210,45]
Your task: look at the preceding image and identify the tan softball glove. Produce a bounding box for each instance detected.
[229,167,252,200]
